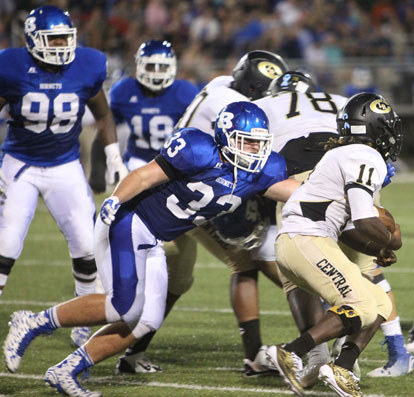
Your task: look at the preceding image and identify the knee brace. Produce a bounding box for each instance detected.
[328,305,362,336]
[235,269,259,280]
[0,255,15,276]
[72,256,97,283]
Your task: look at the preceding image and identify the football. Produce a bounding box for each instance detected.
[374,205,396,233]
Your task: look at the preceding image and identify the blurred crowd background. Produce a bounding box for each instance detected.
[1,0,414,158]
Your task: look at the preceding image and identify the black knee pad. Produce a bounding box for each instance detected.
[72,257,97,283]
[328,305,362,336]
[0,255,15,276]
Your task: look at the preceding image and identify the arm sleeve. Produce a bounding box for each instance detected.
[154,155,179,180]
[347,187,376,222]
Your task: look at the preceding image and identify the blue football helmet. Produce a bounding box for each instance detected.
[269,70,317,96]
[24,5,76,66]
[135,40,177,92]
[215,101,273,173]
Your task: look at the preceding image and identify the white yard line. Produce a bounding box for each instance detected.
[0,372,387,396]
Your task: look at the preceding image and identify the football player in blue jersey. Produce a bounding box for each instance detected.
[115,50,290,377]
[98,39,199,373]
[0,5,128,346]
[110,39,199,170]
[3,101,300,397]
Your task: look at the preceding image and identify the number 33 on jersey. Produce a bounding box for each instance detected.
[132,128,289,242]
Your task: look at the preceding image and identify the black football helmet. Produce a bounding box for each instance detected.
[232,50,288,100]
[268,70,317,95]
[337,92,403,161]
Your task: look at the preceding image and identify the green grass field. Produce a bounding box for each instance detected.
[1,179,413,396]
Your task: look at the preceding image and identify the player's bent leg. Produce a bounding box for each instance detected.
[285,286,330,388]
[116,248,168,375]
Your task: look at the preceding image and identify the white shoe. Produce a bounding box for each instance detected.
[115,351,162,374]
[266,345,304,396]
[243,345,279,378]
[367,335,414,377]
[301,342,330,388]
[319,362,362,397]
[45,359,101,397]
[71,327,92,348]
[4,310,53,373]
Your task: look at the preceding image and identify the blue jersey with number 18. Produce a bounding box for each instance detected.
[0,47,106,167]
[125,128,288,241]
[110,77,199,163]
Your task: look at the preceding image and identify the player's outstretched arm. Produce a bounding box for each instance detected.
[263,178,300,202]
[100,160,169,225]
[88,90,129,187]
[112,160,169,205]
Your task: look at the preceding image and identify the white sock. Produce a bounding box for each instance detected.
[381,316,402,336]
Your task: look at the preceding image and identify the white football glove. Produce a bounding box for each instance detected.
[100,196,120,226]
[0,169,9,200]
[104,142,129,185]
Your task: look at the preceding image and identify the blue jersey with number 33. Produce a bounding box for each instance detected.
[125,128,288,241]
[0,47,106,166]
[110,77,199,163]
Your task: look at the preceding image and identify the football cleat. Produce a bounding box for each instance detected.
[319,362,361,397]
[71,327,92,348]
[243,345,279,378]
[115,352,162,375]
[301,342,330,388]
[367,335,414,377]
[266,344,304,396]
[45,356,101,397]
[4,310,53,372]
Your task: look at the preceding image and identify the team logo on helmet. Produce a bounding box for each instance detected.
[258,61,283,79]
[369,99,391,114]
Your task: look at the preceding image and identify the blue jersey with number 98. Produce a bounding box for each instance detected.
[127,128,288,241]
[0,47,106,166]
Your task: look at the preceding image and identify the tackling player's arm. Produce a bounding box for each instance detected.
[100,160,169,226]
[263,178,300,202]
[112,160,169,203]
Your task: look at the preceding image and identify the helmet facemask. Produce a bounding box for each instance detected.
[136,53,177,92]
[372,115,403,161]
[220,127,273,172]
[26,24,76,65]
